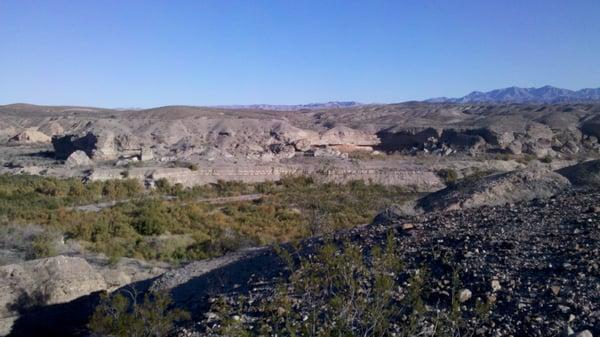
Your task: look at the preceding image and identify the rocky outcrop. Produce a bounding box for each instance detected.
[316,126,380,147]
[52,132,100,160]
[8,129,51,144]
[417,168,571,212]
[557,160,600,187]
[52,131,142,161]
[376,127,442,153]
[0,256,107,335]
[64,150,93,168]
[38,122,65,137]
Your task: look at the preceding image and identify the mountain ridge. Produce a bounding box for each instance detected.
[213,101,363,111]
[426,85,600,103]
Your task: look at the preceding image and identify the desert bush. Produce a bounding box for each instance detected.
[209,234,488,337]
[102,179,142,199]
[0,174,414,263]
[541,154,553,163]
[88,288,190,337]
[252,233,403,337]
[28,231,58,259]
[132,200,171,235]
[0,224,59,262]
[436,168,459,185]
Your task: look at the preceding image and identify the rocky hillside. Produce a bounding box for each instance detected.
[177,187,600,337]
[1,103,599,168]
[6,185,598,336]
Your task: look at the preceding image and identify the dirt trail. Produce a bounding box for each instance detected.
[67,193,263,212]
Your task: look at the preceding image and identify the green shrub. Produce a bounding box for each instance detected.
[436,168,459,185]
[0,174,414,263]
[541,155,553,163]
[88,289,190,337]
[28,232,57,259]
[132,200,170,235]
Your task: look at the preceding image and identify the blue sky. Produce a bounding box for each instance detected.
[1,0,599,107]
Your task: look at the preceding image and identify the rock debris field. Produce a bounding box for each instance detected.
[182,187,599,337]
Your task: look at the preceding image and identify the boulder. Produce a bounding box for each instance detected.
[557,160,600,187]
[440,130,487,152]
[8,129,51,144]
[522,139,556,158]
[65,150,93,168]
[417,168,571,212]
[469,127,514,148]
[0,256,107,335]
[507,140,523,155]
[525,123,554,141]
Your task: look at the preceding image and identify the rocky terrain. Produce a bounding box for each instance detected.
[4,184,597,337]
[1,102,599,190]
[0,101,599,336]
[416,167,571,212]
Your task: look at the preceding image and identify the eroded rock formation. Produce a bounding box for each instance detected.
[417,168,571,212]
[9,129,51,144]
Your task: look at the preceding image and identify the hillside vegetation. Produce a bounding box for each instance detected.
[0,174,413,263]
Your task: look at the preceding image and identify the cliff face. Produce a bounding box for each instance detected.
[86,165,445,192]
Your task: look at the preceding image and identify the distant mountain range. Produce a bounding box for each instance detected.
[215,101,362,111]
[426,86,600,104]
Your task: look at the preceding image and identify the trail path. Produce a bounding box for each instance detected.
[67,193,264,212]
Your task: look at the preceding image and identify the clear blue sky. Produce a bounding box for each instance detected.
[1,0,599,107]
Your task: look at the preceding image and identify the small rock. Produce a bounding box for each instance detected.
[402,223,415,230]
[564,326,575,336]
[491,280,501,292]
[551,285,561,296]
[569,330,593,337]
[558,305,570,313]
[458,289,472,303]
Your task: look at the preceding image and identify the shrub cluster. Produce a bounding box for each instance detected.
[0,174,413,263]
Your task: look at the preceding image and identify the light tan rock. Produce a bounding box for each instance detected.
[65,150,93,168]
[458,288,472,303]
[0,256,107,334]
[8,129,51,144]
[317,126,380,146]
